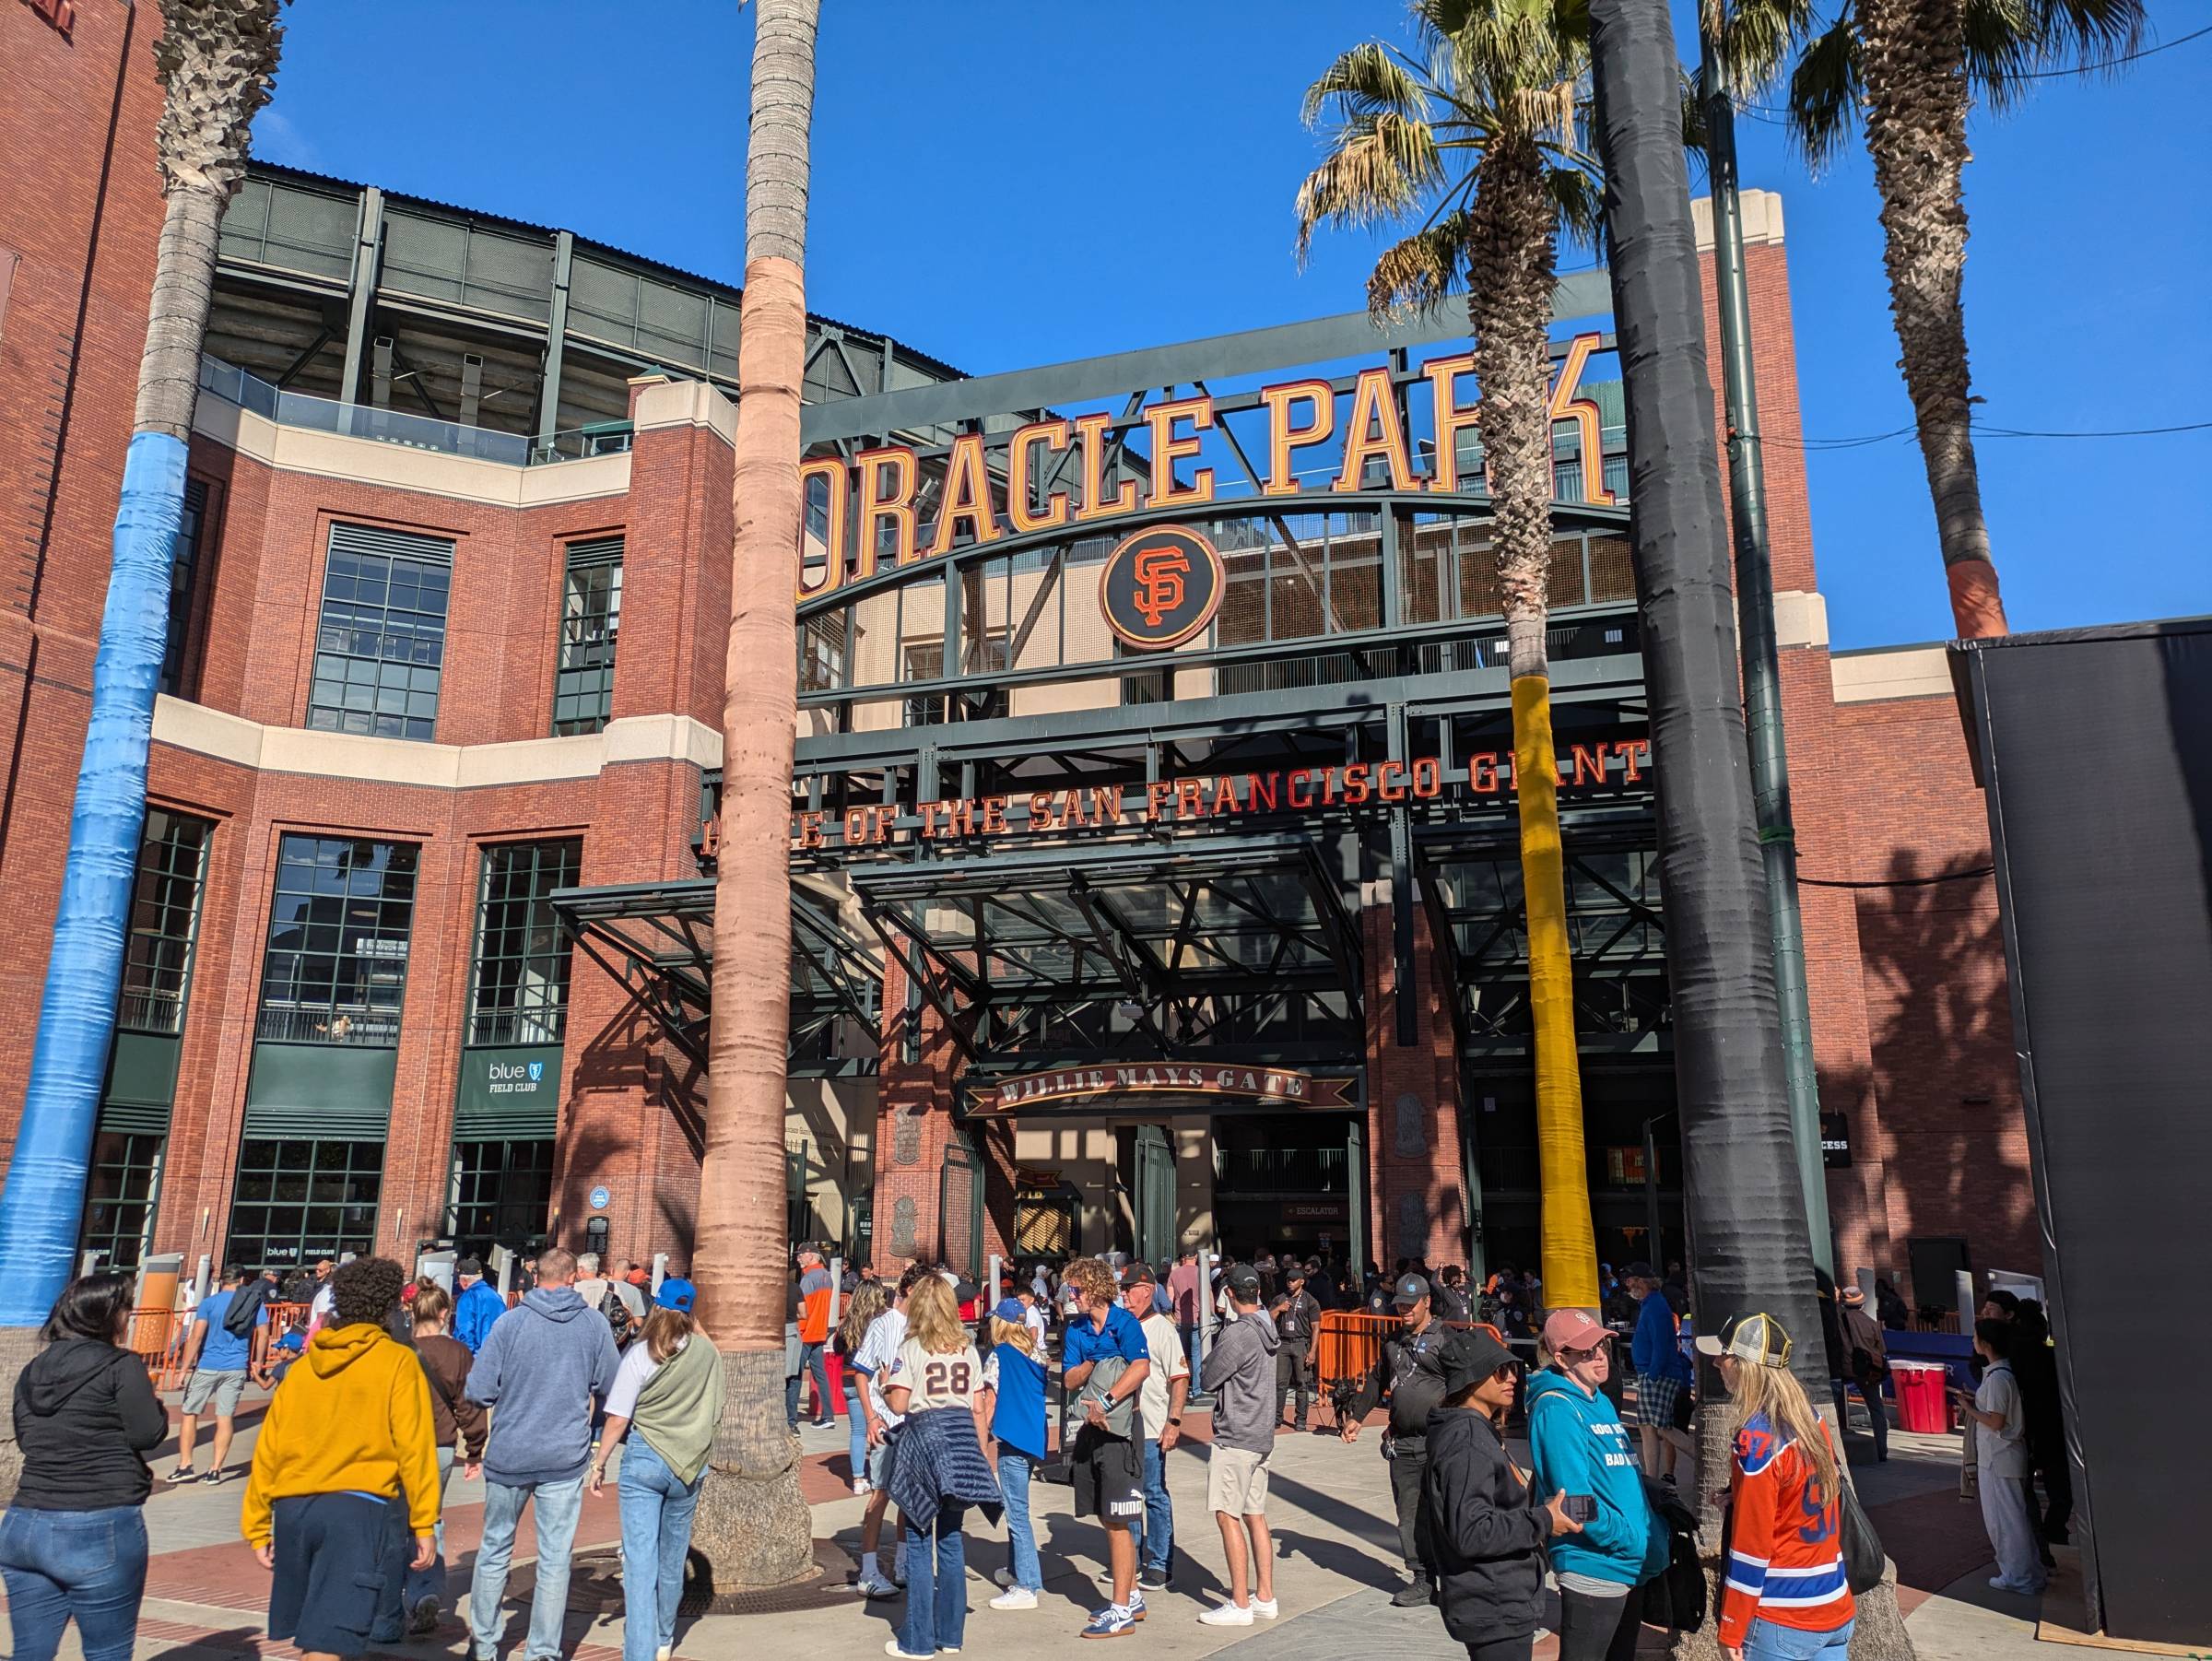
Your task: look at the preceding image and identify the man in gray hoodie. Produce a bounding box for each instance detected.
[1198,1263,1282,1625]
[463,1246,618,1661]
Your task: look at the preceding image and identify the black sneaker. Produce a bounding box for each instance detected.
[1139,1568,1170,1591]
[1391,1578,1434,1608]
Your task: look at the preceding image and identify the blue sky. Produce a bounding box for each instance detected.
[252,1,2210,648]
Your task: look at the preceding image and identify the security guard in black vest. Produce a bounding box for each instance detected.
[1271,1265,1324,1431]
[1341,1274,1451,1606]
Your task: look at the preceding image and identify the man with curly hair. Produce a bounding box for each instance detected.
[242,1255,440,1659]
[1062,1255,1151,1638]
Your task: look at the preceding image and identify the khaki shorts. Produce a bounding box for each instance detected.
[182,1368,248,1418]
[1208,1444,1271,1516]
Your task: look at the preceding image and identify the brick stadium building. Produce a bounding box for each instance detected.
[2,2,2030,1312]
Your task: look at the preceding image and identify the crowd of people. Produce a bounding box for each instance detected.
[0,1233,2073,1661]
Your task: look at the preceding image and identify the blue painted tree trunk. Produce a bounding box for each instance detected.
[0,431,187,1325]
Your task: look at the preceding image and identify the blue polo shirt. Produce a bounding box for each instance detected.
[1064,1302,1149,1373]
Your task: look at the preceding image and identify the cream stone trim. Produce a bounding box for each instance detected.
[1772,590,1829,650]
[193,397,630,509]
[631,376,738,448]
[1830,644,1955,703]
[1692,189,1785,252]
[151,697,725,786]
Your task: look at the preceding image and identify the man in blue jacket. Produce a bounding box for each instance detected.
[452,1257,505,1355]
[1622,1262,1693,1488]
[1529,1310,1668,1661]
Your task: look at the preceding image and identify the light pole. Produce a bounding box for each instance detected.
[1697,19,1835,1278]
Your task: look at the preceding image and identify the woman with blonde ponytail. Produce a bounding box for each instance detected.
[1696,1314,1854,1661]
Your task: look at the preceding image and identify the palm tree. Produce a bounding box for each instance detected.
[0,0,285,1449]
[686,0,820,1593]
[1713,0,2141,638]
[1295,0,1605,1310]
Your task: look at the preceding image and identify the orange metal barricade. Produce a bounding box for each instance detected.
[128,1299,315,1393]
[1313,1311,1401,1388]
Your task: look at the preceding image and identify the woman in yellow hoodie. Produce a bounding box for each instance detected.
[241,1256,441,1660]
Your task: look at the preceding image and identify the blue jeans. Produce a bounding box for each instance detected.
[394,1444,456,1614]
[1745,1617,1856,1661]
[899,1506,968,1655]
[618,1439,704,1661]
[469,1473,587,1661]
[846,1378,869,1482]
[1140,1436,1173,1577]
[799,1341,833,1422]
[0,1505,149,1661]
[999,1450,1041,1592]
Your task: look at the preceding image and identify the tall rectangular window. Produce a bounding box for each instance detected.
[255,835,419,1045]
[467,839,582,1045]
[159,480,209,699]
[227,1137,383,1271]
[119,808,213,1035]
[308,523,453,741]
[552,536,622,735]
[79,1132,167,1272]
[447,1139,556,1255]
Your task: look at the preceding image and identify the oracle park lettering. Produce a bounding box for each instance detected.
[771,738,1653,853]
[795,332,1618,603]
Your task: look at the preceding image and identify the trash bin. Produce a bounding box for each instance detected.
[1890,1360,1949,1432]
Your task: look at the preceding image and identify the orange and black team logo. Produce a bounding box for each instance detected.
[1100,524,1224,651]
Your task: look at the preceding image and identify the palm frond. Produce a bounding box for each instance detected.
[1967,0,2144,109]
[1301,41,1431,127]
[1292,112,1449,263]
[1785,11,1862,171]
[1679,69,1712,170]
[1546,166,1606,249]
[1366,215,1476,319]
[1707,0,1820,97]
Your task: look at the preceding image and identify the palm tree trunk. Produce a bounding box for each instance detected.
[688,0,819,1594]
[1587,0,1830,1508]
[1467,143,1599,1312]
[0,0,281,1502]
[1857,0,2007,638]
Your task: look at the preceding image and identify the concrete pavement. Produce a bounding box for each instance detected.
[1,1393,2098,1661]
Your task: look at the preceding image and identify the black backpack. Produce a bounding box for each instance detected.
[594,1282,635,1349]
[1641,1483,1709,1632]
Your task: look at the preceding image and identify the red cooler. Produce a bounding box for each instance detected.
[1890,1360,1948,1433]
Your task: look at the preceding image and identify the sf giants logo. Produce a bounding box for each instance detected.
[1132,545,1190,628]
[1101,524,1222,650]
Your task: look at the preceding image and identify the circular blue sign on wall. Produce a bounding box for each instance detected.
[589,1185,611,1212]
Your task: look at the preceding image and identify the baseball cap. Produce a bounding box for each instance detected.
[455,1256,484,1278]
[1542,1309,1611,1354]
[1392,1273,1430,1309]
[1696,1311,1793,1367]
[1124,1261,1158,1288]
[1620,1260,1657,1280]
[1227,1264,1262,1297]
[994,1297,1028,1322]
[654,1276,697,1313]
[1284,1263,1308,1283]
[1841,1285,1866,1308]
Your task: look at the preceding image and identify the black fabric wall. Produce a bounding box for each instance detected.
[1963,618,2212,1644]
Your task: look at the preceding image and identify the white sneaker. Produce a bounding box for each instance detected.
[885,1643,933,1660]
[656,1649,672,1661]
[855,1573,900,1597]
[1251,1597,1279,1620]
[852,1478,871,1497]
[1199,1603,1254,1626]
[990,1586,1039,1610]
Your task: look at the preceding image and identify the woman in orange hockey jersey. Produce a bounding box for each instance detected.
[1697,1313,1855,1661]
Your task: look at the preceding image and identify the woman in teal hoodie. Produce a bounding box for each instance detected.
[1528,1311,1667,1661]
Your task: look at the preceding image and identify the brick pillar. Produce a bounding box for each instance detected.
[867,948,961,1276]
[1361,879,1469,1267]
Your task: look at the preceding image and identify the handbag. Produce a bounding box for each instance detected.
[1830,1424,1887,1594]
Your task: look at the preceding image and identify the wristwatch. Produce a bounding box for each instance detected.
[1169,1416,1183,1427]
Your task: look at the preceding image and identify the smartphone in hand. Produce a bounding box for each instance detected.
[1564,1494,1598,1526]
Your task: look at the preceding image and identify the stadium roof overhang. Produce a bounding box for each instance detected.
[848,833,1364,1069]
[551,876,883,1078]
